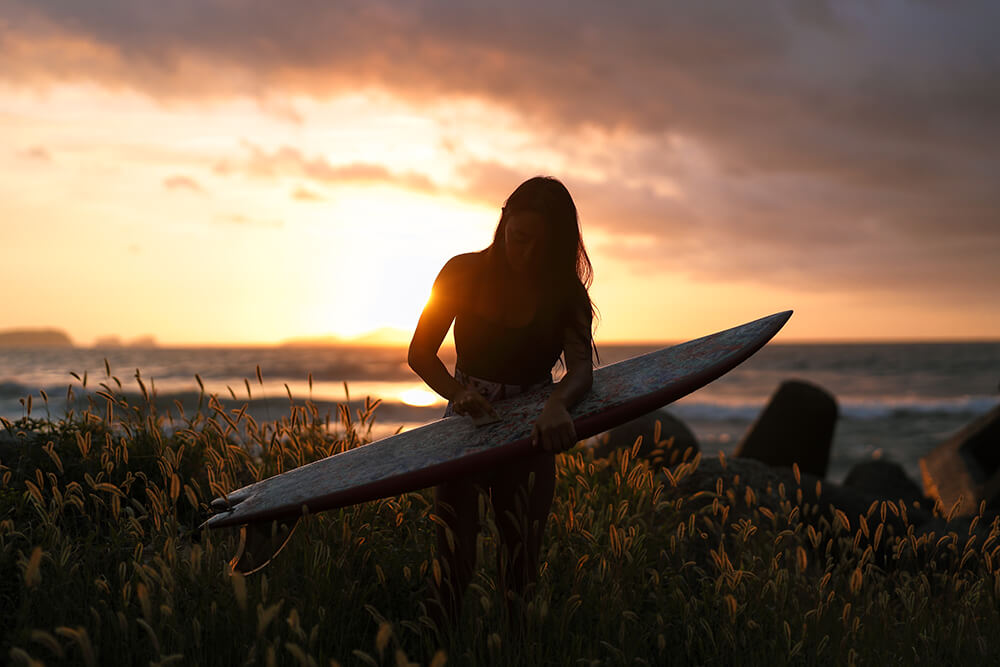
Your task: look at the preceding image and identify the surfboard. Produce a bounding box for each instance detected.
[205,310,792,530]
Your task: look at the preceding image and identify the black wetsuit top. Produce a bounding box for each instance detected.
[454,307,563,386]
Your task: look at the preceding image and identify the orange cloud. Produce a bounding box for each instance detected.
[163,174,204,193]
[216,143,441,194]
[18,146,52,161]
[291,186,324,202]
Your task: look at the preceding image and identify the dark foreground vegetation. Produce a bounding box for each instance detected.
[2,367,999,665]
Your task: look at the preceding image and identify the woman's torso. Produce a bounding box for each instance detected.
[453,253,564,386]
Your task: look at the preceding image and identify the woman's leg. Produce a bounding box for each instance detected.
[430,477,481,626]
[489,452,556,606]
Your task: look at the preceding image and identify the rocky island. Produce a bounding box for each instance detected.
[0,328,73,348]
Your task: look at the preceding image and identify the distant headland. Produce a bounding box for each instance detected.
[0,329,160,348]
[0,328,74,348]
[92,335,159,349]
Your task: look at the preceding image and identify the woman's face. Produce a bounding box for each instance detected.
[504,211,549,276]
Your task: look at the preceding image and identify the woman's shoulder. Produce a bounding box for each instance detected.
[438,251,488,283]
[433,251,488,306]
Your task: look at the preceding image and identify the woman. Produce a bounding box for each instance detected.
[407,176,596,624]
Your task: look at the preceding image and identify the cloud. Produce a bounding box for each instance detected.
[5,2,996,179]
[4,2,994,140]
[215,213,284,229]
[454,156,999,304]
[452,160,701,240]
[3,0,997,305]
[18,146,52,161]
[163,174,204,193]
[257,97,303,125]
[291,186,324,202]
[216,143,441,193]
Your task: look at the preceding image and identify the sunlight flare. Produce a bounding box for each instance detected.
[399,388,440,407]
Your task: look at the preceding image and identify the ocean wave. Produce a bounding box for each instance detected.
[0,381,33,400]
[4,377,994,423]
[836,396,997,420]
[670,395,996,423]
[670,402,764,422]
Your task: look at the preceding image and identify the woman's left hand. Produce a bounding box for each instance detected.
[531,401,578,452]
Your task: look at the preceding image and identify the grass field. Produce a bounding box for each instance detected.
[2,367,999,665]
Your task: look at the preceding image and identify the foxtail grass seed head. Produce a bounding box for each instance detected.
[375,622,392,659]
[724,594,738,620]
[796,546,808,572]
[29,630,63,659]
[23,547,43,587]
[55,626,96,667]
[850,567,863,594]
[948,498,963,522]
[835,509,850,533]
[231,572,248,613]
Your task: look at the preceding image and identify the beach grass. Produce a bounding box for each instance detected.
[2,366,999,665]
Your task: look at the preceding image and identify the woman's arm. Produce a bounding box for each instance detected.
[408,255,496,417]
[532,302,594,452]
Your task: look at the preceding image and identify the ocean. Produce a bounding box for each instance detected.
[2,342,997,485]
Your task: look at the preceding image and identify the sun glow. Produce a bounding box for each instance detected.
[399,388,441,407]
[307,186,497,340]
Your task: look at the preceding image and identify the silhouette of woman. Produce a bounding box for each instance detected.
[408,176,596,626]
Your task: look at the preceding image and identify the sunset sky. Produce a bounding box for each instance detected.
[1,1,998,346]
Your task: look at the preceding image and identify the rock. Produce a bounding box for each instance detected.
[587,409,698,468]
[734,379,838,478]
[919,402,1000,517]
[663,456,787,515]
[843,459,932,511]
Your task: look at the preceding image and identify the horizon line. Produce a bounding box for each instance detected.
[12,337,998,350]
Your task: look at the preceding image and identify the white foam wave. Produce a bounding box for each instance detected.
[837,396,996,420]
[669,395,996,423]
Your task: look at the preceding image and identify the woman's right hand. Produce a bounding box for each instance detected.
[451,386,498,419]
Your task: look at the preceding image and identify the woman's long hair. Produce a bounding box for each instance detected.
[486,176,598,350]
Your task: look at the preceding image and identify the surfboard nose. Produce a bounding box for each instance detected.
[210,496,231,511]
[210,485,255,512]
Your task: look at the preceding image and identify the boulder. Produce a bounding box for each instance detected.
[734,379,837,478]
[843,459,932,511]
[919,402,1000,517]
[588,409,699,468]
